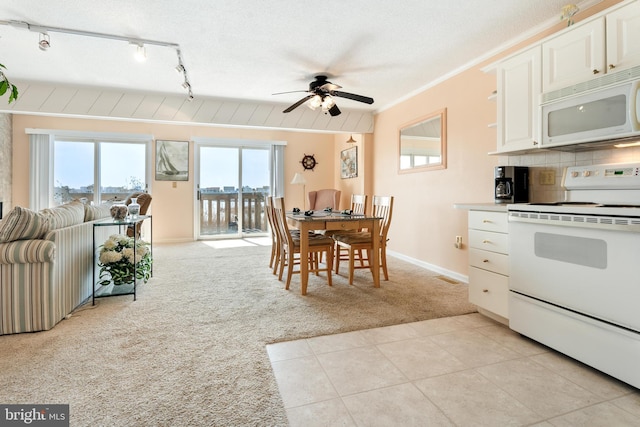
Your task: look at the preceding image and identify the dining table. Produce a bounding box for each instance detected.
[286,211,382,295]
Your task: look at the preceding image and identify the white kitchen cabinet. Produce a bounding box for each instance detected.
[543,1,640,93]
[495,46,541,153]
[542,18,605,92]
[467,210,509,322]
[606,1,640,73]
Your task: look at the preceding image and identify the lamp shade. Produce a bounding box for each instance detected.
[290,172,307,185]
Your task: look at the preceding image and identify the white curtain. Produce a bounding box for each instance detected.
[29,133,54,211]
[270,144,285,197]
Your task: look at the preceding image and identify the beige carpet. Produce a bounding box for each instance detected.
[0,240,476,426]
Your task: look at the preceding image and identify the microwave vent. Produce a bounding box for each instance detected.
[542,64,640,104]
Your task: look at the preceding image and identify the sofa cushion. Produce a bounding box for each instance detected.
[0,239,56,264]
[41,201,85,230]
[84,203,112,222]
[0,206,50,242]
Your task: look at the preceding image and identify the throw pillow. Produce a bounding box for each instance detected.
[41,200,85,230]
[84,203,112,222]
[0,206,50,242]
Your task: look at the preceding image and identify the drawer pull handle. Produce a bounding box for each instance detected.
[482,219,491,223]
[482,289,489,293]
[482,240,490,243]
[482,259,489,263]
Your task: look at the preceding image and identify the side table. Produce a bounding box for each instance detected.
[92,215,153,305]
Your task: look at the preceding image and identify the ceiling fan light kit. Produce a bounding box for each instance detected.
[274,75,374,117]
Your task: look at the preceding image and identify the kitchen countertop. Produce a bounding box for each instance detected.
[453,202,508,212]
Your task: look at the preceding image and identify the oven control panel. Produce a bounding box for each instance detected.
[564,162,640,190]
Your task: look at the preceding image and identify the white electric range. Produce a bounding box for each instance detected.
[507,162,640,388]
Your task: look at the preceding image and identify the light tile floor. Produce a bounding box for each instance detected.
[266,313,640,427]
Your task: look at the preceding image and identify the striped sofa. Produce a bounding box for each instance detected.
[0,201,112,335]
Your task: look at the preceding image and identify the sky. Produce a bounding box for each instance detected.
[54,141,270,190]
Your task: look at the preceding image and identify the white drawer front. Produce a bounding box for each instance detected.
[469,210,508,233]
[469,229,509,254]
[469,248,509,275]
[469,267,509,318]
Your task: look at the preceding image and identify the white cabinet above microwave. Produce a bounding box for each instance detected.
[542,1,640,93]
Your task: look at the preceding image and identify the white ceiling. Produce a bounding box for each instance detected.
[0,0,599,129]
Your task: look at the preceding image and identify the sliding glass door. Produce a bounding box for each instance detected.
[197,145,270,239]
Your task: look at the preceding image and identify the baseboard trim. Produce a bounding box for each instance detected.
[387,250,468,284]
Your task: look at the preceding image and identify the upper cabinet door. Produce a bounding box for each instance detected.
[606,1,640,73]
[496,46,541,153]
[542,18,605,92]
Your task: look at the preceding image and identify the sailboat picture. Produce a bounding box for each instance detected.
[155,140,189,181]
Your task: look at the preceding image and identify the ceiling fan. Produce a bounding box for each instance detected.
[273,75,374,117]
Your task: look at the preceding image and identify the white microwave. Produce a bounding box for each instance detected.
[541,79,640,147]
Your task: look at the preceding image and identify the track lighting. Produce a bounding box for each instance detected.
[1,19,194,99]
[175,48,194,101]
[133,43,146,62]
[38,32,50,51]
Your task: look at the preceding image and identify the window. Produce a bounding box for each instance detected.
[53,139,149,206]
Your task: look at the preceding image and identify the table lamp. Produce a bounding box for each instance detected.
[290,173,307,210]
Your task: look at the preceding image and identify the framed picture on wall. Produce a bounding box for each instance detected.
[155,140,189,181]
[340,146,358,179]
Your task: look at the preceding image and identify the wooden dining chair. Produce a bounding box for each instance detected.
[329,194,368,265]
[264,196,279,274]
[272,197,334,292]
[333,195,394,285]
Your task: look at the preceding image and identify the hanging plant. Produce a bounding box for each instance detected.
[0,63,19,104]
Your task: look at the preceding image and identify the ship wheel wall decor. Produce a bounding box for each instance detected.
[301,154,317,171]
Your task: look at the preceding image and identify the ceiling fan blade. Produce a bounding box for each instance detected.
[283,94,314,113]
[319,82,342,92]
[272,90,309,96]
[328,104,341,117]
[332,90,374,104]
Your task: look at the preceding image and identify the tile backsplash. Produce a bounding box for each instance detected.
[499,146,640,203]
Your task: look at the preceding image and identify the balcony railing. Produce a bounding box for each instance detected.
[54,189,268,236]
[200,191,267,235]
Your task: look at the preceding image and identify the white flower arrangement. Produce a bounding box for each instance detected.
[98,234,152,286]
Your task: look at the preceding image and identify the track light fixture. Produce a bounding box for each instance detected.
[38,32,50,51]
[175,49,193,100]
[132,43,146,62]
[0,19,194,100]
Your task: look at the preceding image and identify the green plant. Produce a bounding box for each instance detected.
[0,63,19,104]
[98,234,152,286]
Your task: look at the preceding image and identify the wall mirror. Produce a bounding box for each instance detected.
[399,108,447,172]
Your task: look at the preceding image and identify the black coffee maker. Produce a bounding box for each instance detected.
[495,166,529,204]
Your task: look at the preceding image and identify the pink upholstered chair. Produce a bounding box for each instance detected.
[307,189,341,211]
